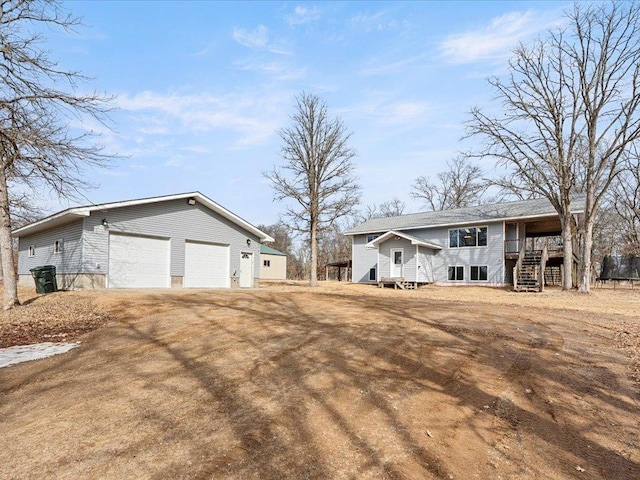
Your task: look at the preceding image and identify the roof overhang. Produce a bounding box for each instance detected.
[366,230,442,250]
[346,209,584,237]
[12,191,275,242]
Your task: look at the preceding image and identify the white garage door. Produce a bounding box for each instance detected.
[184,241,230,288]
[108,233,170,288]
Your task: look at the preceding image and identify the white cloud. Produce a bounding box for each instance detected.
[285,6,322,26]
[233,60,307,81]
[340,97,432,128]
[439,9,562,64]
[233,25,269,49]
[360,52,429,76]
[116,91,285,148]
[350,10,404,32]
[232,25,291,55]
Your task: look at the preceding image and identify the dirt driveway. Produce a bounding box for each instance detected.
[1,283,639,479]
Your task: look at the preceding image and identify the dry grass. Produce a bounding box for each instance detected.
[0,282,638,479]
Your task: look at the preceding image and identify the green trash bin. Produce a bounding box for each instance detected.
[30,265,58,294]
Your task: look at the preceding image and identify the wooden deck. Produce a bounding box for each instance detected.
[378,277,419,290]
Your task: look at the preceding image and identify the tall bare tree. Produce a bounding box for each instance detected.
[0,1,114,309]
[265,92,360,286]
[609,144,640,254]
[411,156,488,211]
[360,197,406,221]
[467,1,640,291]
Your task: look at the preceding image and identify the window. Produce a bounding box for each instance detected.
[28,245,35,257]
[448,266,464,281]
[471,265,488,281]
[369,267,376,281]
[449,226,488,248]
[263,260,271,267]
[366,234,381,243]
[54,239,63,254]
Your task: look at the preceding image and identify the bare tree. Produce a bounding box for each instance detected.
[467,1,640,291]
[265,92,360,287]
[411,156,488,211]
[608,145,640,254]
[0,1,114,309]
[359,197,406,220]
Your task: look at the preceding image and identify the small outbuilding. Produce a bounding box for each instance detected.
[259,244,287,280]
[13,192,274,290]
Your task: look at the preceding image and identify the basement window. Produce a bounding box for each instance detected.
[471,265,488,281]
[54,239,63,254]
[447,266,464,281]
[28,245,35,257]
[369,267,376,281]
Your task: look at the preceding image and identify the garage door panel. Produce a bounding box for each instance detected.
[108,233,170,288]
[184,241,229,288]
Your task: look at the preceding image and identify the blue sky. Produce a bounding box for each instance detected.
[41,0,569,226]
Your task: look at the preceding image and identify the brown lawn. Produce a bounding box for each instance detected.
[0,282,639,479]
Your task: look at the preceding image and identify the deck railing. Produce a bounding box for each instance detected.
[505,236,564,256]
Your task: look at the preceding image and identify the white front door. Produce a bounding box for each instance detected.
[390,248,403,277]
[239,252,253,287]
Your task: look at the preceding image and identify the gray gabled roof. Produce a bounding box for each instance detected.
[12,191,275,242]
[367,230,442,249]
[346,195,585,235]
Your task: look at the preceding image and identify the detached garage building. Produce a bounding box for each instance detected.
[13,192,274,290]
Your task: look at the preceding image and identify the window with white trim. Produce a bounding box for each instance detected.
[54,239,63,254]
[263,259,271,267]
[448,266,464,281]
[369,267,376,281]
[28,245,35,257]
[366,234,381,243]
[470,265,488,281]
[449,226,488,248]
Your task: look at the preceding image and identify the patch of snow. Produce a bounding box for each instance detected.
[0,342,80,368]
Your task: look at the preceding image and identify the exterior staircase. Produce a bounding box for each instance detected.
[514,245,549,292]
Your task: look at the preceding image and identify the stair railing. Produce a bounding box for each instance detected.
[514,238,526,290]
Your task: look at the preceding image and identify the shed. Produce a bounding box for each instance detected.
[259,244,287,280]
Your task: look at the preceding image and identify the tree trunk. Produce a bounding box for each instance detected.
[578,215,594,293]
[309,218,318,287]
[0,167,19,309]
[561,214,574,291]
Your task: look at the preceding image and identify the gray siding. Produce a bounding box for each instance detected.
[378,238,417,281]
[352,234,381,282]
[18,220,83,274]
[417,246,436,282]
[411,222,503,284]
[352,221,505,285]
[82,199,261,282]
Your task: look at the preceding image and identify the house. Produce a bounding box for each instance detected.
[259,244,287,280]
[346,196,585,290]
[13,192,274,290]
